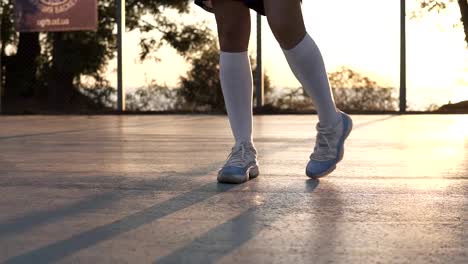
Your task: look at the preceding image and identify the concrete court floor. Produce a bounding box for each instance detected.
[0,114,466,264]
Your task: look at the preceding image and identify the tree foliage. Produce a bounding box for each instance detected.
[180,45,397,112]
[0,0,211,111]
[178,35,272,112]
[178,38,224,111]
[271,67,397,112]
[127,84,183,111]
[413,0,468,46]
[329,67,397,111]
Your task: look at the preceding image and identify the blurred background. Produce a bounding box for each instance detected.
[0,0,467,114]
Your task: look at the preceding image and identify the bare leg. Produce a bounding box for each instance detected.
[263,0,306,49]
[213,0,251,52]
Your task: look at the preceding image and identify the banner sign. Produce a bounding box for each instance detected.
[15,0,98,32]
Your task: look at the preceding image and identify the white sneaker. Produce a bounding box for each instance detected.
[217,142,259,184]
[306,111,353,178]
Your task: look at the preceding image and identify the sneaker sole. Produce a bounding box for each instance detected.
[217,165,259,184]
[307,113,353,179]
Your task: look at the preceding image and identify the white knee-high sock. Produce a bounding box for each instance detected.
[220,51,253,144]
[283,33,340,127]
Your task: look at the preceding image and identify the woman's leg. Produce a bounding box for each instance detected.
[213,0,253,144]
[264,0,340,127]
[264,0,353,178]
[213,0,259,184]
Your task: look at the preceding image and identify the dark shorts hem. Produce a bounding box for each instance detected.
[194,0,266,16]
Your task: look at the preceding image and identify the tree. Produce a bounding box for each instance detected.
[178,35,272,112]
[414,0,468,47]
[178,38,224,111]
[126,83,183,111]
[1,2,40,99]
[0,0,211,112]
[271,67,397,112]
[414,0,468,111]
[329,67,397,111]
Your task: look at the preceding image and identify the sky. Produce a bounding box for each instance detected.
[107,0,468,110]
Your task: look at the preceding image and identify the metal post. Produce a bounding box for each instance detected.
[116,0,125,111]
[0,8,3,114]
[255,14,264,109]
[0,50,2,114]
[400,0,407,113]
[0,43,2,114]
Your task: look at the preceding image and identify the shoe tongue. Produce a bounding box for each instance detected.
[232,144,243,152]
[235,141,253,149]
[227,147,245,166]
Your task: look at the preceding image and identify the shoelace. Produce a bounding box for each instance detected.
[225,142,257,167]
[225,144,247,167]
[310,124,336,161]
